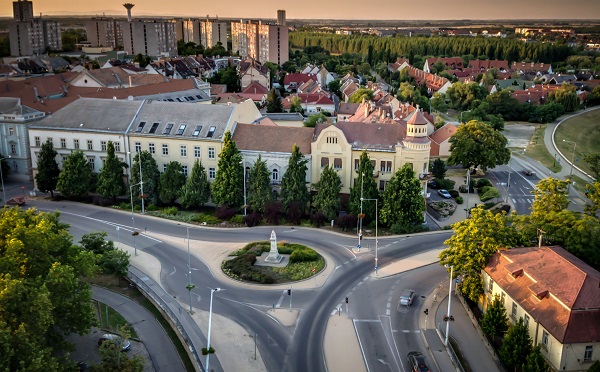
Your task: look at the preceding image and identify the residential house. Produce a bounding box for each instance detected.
[468,59,509,73]
[239,59,271,90]
[423,57,464,73]
[337,102,360,122]
[483,246,600,371]
[69,66,169,89]
[233,123,314,192]
[428,123,457,158]
[310,110,430,196]
[0,97,45,180]
[405,66,453,94]
[388,57,411,72]
[281,94,335,115]
[512,62,553,76]
[540,74,577,85]
[283,73,315,92]
[301,64,335,87]
[492,78,534,93]
[297,79,323,95]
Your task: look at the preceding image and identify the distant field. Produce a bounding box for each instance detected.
[554,108,600,178]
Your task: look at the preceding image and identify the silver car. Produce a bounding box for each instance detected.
[399,289,416,307]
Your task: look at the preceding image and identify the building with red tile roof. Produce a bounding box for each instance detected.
[405,66,453,94]
[423,57,464,73]
[469,59,509,72]
[483,246,600,371]
[281,93,335,115]
[428,123,457,157]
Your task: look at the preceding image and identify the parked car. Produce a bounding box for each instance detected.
[399,289,416,307]
[438,189,452,199]
[427,180,438,189]
[407,351,430,372]
[97,334,131,351]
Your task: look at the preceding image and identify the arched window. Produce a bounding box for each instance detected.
[272,168,279,182]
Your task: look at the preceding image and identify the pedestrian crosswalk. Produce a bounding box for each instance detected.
[512,198,535,204]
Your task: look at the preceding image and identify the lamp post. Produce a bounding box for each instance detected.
[0,154,6,206]
[240,160,246,216]
[206,287,222,372]
[358,172,364,250]
[444,265,454,347]
[361,197,378,273]
[186,227,195,313]
[563,139,576,192]
[129,182,141,256]
[465,169,470,218]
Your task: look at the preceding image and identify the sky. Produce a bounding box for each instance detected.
[3,0,600,20]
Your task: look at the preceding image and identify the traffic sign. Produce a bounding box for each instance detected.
[357,244,361,249]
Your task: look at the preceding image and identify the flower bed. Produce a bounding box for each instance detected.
[427,201,457,218]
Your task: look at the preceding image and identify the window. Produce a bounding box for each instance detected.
[541,331,549,349]
[320,157,329,168]
[88,157,95,171]
[74,139,80,149]
[115,143,121,152]
[379,180,388,191]
[61,156,68,164]
[333,158,342,170]
[180,145,187,157]
[135,142,141,153]
[8,127,14,136]
[47,138,53,146]
[176,124,186,135]
[101,141,107,151]
[370,160,376,168]
[511,303,517,318]
[524,315,529,328]
[87,140,93,150]
[206,126,216,138]
[488,278,494,292]
[182,165,188,177]
[326,136,338,144]
[10,143,16,154]
[380,161,392,172]
[584,346,593,362]
[162,144,169,156]
[34,136,40,147]
[194,146,201,158]
[135,121,146,132]
[192,125,202,137]
[163,164,167,172]
[149,123,159,133]
[12,161,17,172]
[209,167,216,179]
[501,292,505,305]
[272,169,279,182]
[148,143,156,154]
[163,123,174,134]
[208,147,215,159]
[354,159,360,170]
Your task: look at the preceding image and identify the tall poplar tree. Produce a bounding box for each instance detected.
[348,150,378,224]
[35,140,60,197]
[57,150,93,198]
[247,155,272,213]
[481,295,509,342]
[180,159,211,209]
[380,163,424,228]
[97,141,127,201]
[500,318,533,370]
[211,131,243,208]
[313,165,342,220]
[280,144,310,216]
[159,161,186,205]
[131,151,160,206]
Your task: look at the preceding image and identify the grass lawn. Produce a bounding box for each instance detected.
[554,109,600,177]
[523,124,562,174]
[96,301,139,339]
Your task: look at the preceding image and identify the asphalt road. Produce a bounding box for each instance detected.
[31,198,452,372]
[487,156,540,215]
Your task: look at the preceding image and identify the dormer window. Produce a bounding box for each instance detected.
[149,123,159,134]
[192,125,202,137]
[163,123,174,135]
[135,121,146,132]
[206,126,216,138]
[176,124,186,135]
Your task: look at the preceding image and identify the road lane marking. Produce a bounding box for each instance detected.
[169,266,176,276]
[352,320,371,372]
[386,309,390,316]
[275,290,286,308]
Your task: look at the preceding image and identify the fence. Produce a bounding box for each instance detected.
[128,268,204,371]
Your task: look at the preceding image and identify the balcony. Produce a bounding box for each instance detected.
[419,173,432,181]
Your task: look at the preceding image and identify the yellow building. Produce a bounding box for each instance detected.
[311,110,431,195]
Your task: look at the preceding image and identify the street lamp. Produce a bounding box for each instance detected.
[206,287,222,372]
[186,227,195,313]
[444,265,454,347]
[361,197,378,273]
[563,139,577,192]
[129,182,142,256]
[357,172,364,250]
[240,160,246,216]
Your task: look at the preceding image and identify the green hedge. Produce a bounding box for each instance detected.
[435,178,456,190]
[290,248,319,263]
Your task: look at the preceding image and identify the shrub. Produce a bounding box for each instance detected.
[163,206,178,215]
[146,203,159,211]
[264,201,282,225]
[310,212,327,227]
[290,248,319,263]
[483,202,497,209]
[435,178,456,190]
[455,196,464,204]
[118,202,131,210]
[459,182,476,193]
[222,253,275,284]
[476,178,492,189]
[480,187,500,202]
[285,201,303,225]
[230,215,244,224]
[243,212,262,227]
[192,213,220,224]
[427,201,457,218]
[335,214,358,231]
[215,204,236,220]
[449,190,459,198]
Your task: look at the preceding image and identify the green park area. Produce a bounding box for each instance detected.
[522,124,562,174]
[554,109,600,178]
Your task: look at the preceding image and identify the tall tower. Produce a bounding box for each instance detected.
[277,9,286,26]
[13,0,33,21]
[123,3,134,22]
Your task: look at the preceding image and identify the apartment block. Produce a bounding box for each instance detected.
[85,17,123,49]
[175,19,201,45]
[231,10,288,65]
[121,19,178,58]
[9,19,62,56]
[200,18,228,48]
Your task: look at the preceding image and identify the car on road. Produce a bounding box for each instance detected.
[438,189,452,199]
[97,334,131,351]
[407,351,430,372]
[523,170,535,176]
[427,180,438,189]
[399,289,416,307]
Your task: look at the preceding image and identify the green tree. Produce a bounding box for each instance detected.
[266,88,284,113]
[587,360,600,372]
[431,158,447,179]
[0,208,97,370]
[212,131,243,208]
[180,159,211,209]
[131,151,160,206]
[349,88,374,103]
[548,84,580,112]
[0,153,8,179]
[280,144,310,217]
[304,112,329,127]
[380,164,425,228]
[80,232,129,277]
[480,295,509,341]
[348,151,379,224]
[159,161,186,205]
[313,165,342,220]
[584,153,600,179]
[439,207,524,301]
[358,62,371,76]
[447,120,510,171]
[585,181,600,216]
[133,53,151,68]
[247,155,273,213]
[500,318,533,370]
[289,95,304,114]
[97,141,127,201]
[522,346,549,372]
[530,177,569,216]
[57,150,93,198]
[328,79,341,97]
[35,140,60,197]
[445,81,488,111]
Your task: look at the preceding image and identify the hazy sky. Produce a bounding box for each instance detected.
[3,0,600,20]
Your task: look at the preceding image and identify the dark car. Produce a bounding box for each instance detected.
[427,180,438,189]
[523,170,535,176]
[407,351,430,372]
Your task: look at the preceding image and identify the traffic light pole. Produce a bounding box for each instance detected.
[289,285,292,309]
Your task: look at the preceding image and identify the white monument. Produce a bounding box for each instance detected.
[265,230,283,263]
